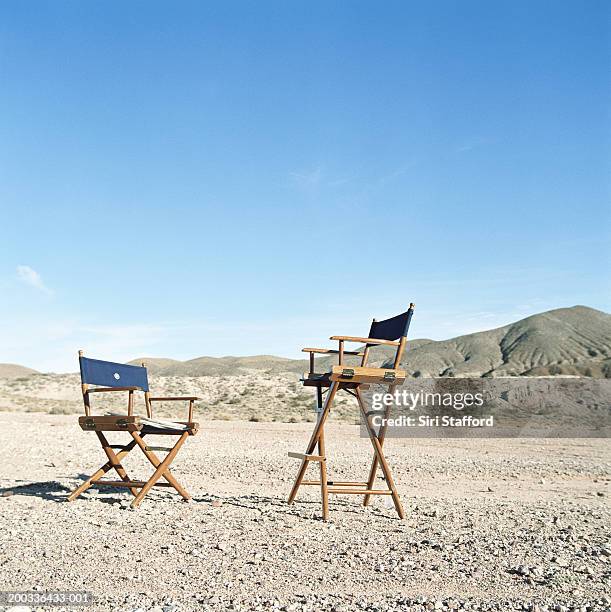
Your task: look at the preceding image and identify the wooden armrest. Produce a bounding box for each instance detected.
[86,386,142,393]
[148,397,199,422]
[302,348,364,356]
[329,336,400,347]
[78,415,141,431]
[149,397,200,401]
[330,365,406,384]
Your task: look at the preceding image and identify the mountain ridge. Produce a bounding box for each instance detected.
[128,306,611,378]
[2,306,609,378]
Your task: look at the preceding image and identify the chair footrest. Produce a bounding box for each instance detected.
[327,488,392,495]
[94,480,173,488]
[301,480,368,486]
[288,452,325,462]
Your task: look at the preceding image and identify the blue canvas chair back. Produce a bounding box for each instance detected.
[368,305,414,342]
[79,356,149,392]
[366,304,415,368]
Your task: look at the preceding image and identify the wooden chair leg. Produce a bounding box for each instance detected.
[130,432,191,501]
[131,432,189,508]
[318,424,329,521]
[288,382,339,505]
[97,432,140,496]
[363,402,392,506]
[356,388,405,519]
[67,437,139,501]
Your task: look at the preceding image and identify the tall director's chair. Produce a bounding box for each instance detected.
[288,304,415,520]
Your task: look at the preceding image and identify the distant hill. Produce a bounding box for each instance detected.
[128,355,309,376]
[0,363,39,379]
[129,306,610,378]
[340,305,611,378]
[5,306,609,379]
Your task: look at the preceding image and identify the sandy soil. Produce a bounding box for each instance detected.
[0,413,609,611]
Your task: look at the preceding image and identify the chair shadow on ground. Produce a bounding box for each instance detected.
[0,475,142,505]
[1,480,397,518]
[0,480,73,503]
[192,492,395,520]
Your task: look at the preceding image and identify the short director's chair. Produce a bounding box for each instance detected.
[288,304,415,520]
[67,351,200,508]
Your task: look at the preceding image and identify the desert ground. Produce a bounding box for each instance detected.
[0,411,610,612]
[0,372,359,423]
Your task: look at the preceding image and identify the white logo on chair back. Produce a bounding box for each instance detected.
[114,372,121,380]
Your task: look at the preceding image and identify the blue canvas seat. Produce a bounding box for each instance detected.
[67,352,201,508]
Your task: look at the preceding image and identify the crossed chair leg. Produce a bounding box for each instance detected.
[67,431,191,508]
[288,382,405,520]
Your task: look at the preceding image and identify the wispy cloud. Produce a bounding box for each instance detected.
[16,265,53,295]
[378,160,418,185]
[455,137,491,154]
[289,166,323,191]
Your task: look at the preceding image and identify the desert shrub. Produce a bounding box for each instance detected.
[49,405,77,415]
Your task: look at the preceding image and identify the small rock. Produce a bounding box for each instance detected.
[2,490,14,497]
[211,500,223,508]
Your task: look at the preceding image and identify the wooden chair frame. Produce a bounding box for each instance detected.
[67,351,200,508]
[288,305,415,520]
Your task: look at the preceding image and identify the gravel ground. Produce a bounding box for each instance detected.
[0,413,609,611]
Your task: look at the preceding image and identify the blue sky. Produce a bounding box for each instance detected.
[0,1,609,372]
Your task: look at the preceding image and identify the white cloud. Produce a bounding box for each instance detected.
[16,265,52,295]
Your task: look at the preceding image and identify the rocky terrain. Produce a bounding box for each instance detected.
[0,413,609,611]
